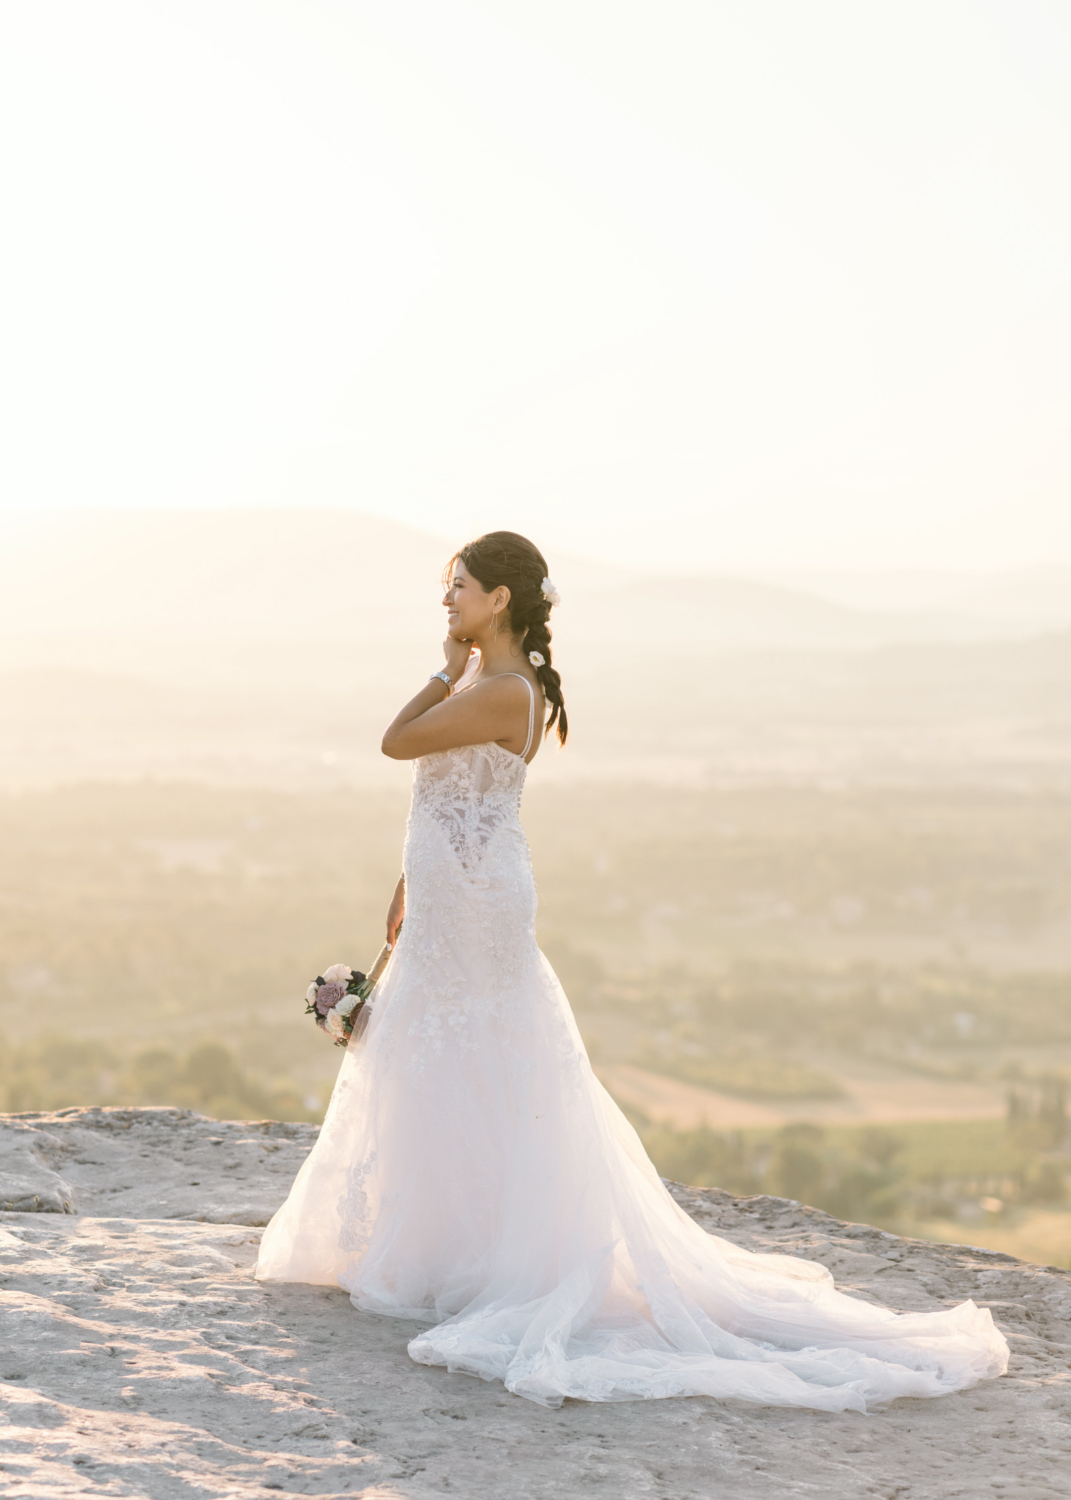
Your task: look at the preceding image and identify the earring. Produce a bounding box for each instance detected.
[491,611,499,642]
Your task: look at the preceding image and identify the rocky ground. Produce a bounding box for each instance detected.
[1,1107,1069,1499]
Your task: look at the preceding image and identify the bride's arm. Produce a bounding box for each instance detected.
[385,874,405,947]
[381,640,532,761]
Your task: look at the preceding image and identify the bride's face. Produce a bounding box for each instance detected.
[443,561,505,640]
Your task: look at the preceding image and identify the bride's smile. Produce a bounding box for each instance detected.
[442,561,495,642]
[256,529,1008,1413]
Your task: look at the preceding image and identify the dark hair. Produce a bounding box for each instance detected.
[449,530,568,746]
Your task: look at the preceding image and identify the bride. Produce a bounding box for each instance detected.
[256,530,1008,1411]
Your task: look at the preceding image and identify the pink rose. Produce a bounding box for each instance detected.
[315,981,346,1015]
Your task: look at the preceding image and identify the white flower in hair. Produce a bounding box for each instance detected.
[540,577,561,608]
[528,650,545,667]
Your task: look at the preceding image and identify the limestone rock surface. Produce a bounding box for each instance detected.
[0,1106,316,1223]
[1,1106,1069,1499]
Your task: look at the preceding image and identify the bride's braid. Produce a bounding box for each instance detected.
[453,531,568,746]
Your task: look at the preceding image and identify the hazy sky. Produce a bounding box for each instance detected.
[1,1,1068,572]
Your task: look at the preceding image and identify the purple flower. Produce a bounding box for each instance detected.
[314,981,346,1016]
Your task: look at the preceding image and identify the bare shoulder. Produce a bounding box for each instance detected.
[466,672,537,699]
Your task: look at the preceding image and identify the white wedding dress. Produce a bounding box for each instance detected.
[256,678,1008,1411]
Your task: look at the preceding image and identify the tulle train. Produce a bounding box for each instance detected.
[256,944,1008,1412]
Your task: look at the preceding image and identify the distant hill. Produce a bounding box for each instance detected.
[565,627,1071,785]
[951,567,1071,629]
[1,622,1067,791]
[562,575,1013,652]
[0,510,451,644]
[766,565,1071,631]
[0,509,1044,660]
[634,627,1071,721]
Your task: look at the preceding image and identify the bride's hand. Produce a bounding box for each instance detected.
[386,875,405,949]
[443,635,474,682]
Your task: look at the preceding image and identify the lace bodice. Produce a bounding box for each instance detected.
[408,741,528,878]
[405,670,537,884]
[398,739,540,1068]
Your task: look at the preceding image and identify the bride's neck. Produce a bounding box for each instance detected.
[472,632,526,673]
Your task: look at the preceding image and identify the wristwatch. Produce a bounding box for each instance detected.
[429,670,453,690]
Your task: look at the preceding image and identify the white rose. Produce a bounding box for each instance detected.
[306,984,319,1003]
[540,577,561,608]
[323,963,352,984]
[336,993,360,1018]
[324,1008,346,1037]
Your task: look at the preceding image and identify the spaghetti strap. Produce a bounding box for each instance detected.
[500,673,537,759]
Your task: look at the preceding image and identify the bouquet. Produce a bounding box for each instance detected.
[304,940,395,1048]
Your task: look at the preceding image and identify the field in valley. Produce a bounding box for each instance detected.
[2,776,1070,1264]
